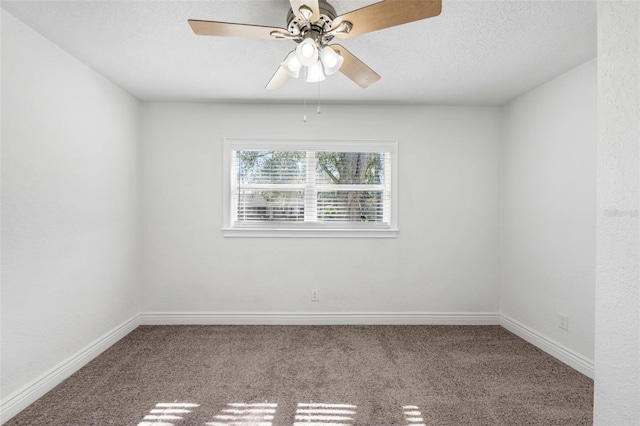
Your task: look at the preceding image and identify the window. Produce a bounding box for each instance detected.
[223,139,398,237]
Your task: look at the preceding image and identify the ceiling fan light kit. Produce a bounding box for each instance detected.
[280,39,343,82]
[188,0,442,89]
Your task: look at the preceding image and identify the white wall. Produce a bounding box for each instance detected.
[140,103,501,315]
[501,59,597,363]
[595,2,640,424]
[1,8,140,403]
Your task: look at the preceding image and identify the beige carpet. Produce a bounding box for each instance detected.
[5,325,593,425]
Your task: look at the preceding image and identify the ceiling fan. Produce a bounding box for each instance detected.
[188,0,442,89]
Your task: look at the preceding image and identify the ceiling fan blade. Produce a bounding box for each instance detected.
[330,45,380,88]
[289,0,320,22]
[331,0,442,39]
[265,66,292,90]
[188,20,289,40]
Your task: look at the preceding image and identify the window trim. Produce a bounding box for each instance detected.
[222,138,399,238]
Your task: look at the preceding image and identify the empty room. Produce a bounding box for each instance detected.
[1,0,638,425]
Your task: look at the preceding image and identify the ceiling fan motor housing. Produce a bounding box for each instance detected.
[287,0,337,43]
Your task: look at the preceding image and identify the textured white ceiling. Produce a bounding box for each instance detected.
[1,0,596,105]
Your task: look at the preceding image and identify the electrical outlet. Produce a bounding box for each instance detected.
[311,289,319,302]
[559,314,569,331]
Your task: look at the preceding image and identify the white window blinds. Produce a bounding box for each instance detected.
[224,139,397,235]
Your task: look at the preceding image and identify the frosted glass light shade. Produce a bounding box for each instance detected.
[281,50,302,78]
[320,46,344,75]
[306,60,326,82]
[296,38,319,66]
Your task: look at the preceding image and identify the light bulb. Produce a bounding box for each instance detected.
[295,38,319,66]
[320,46,344,76]
[281,50,302,78]
[324,54,337,68]
[306,60,325,83]
[301,43,315,58]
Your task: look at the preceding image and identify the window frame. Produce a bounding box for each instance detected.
[222,138,399,238]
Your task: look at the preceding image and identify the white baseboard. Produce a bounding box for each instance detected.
[138,311,502,326]
[500,314,594,378]
[0,315,141,424]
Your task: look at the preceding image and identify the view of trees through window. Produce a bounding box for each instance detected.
[235,150,386,223]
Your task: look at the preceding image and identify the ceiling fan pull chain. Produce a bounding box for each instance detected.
[303,94,308,123]
[317,81,321,115]
[303,67,309,122]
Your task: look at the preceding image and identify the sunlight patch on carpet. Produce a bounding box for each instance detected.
[206,402,277,426]
[137,402,200,426]
[402,405,426,426]
[293,402,357,426]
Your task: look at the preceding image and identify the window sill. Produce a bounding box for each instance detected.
[222,228,400,238]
